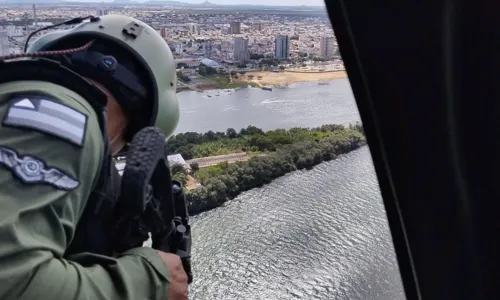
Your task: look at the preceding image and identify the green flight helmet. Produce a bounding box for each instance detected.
[28,14,179,140]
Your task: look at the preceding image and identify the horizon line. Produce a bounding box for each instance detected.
[60,0,325,7]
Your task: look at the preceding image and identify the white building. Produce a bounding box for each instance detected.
[5,25,24,37]
[175,44,185,55]
[98,8,108,16]
[233,37,249,62]
[168,154,188,167]
[0,31,10,56]
[115,154,190,176]
[188,23,200,35]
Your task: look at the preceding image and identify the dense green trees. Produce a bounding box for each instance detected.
[250,53,265,60]
[171,123,366,215]
[176,71,191,82]
[167,124,363,159]
[197,65,218,76]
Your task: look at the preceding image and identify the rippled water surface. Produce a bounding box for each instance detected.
[189,148,404,300]
[170,80,404,299]
[175,80,360,134]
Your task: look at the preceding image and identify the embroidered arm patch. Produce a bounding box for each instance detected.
[0,146,79,191]
[2,95,88,147]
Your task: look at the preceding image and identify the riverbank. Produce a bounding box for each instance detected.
[180,76,260,92]
[236,70,348,86]
[167,124,366,215]
[177,70,348,92]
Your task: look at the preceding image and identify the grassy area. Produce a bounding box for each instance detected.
[191,139,249,157]
[199,75,260,89]
[192,128,362,157]
[227,81,261,89]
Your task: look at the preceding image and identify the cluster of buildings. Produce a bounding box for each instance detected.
[0,4,341,68]
[158,18,338,64]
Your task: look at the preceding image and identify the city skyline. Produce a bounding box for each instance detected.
[1,3,337,67]
[62,0,326,7]
[0,1,341,94]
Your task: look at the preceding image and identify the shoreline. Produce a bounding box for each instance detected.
[178,124,366,216]
[177,70,348,92]
[186,143,366,216]
[236,70,348,87]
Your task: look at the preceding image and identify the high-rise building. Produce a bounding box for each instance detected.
[32,0,37,28]
[203,40,213,58]
[233,37,249,62]
[319,35,335,58]
[230,22,241,34]
[98,8,107,16]
[175,44,184,55]
[252,22,264,31]
[188,23,200,35]
[159,28,168,38]
[274,35,289,60]
[0,31,10,55]
[5,26,23,37]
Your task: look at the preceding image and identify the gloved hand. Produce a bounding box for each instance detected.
[157,251,189,300]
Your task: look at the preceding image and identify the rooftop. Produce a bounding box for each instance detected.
[115,154,188,176]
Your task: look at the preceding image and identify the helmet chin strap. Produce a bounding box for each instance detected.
[110,132,127,156]
[106,102,129,155]
[87,77,127,155]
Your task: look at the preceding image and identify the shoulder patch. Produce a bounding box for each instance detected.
[0,146,79,191]
[2,95,88,147]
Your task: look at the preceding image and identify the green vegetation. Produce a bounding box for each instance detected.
[211,75,259,89]
[195,65,259,89]
[261,58,279,66]
[167,124,366,215]
[248,53,281,66]
[197,65,219,77]
[176,71,191,82]
[250,53,265,60]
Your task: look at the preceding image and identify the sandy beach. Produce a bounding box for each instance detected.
[176,69,349,92]
[235,70,348,86]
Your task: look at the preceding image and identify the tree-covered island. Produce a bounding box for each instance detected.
[166,123,366,215]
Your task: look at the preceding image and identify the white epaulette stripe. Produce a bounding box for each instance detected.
[38,99,87,125]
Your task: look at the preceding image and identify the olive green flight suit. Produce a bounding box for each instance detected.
[0,81,171,300]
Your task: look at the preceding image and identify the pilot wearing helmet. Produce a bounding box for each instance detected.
[0,15,188,300]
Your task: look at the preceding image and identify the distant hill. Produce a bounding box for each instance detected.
[141,0,192,6]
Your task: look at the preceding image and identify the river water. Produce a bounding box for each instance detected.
[176,80,405,300]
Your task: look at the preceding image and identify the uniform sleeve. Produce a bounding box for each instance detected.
[0,92,171,300]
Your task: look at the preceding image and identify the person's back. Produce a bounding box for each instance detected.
[0,15,188,300]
